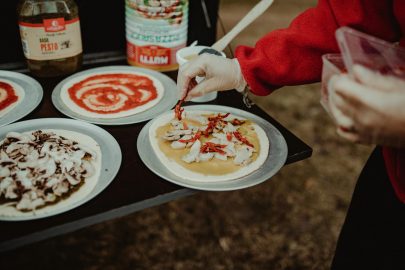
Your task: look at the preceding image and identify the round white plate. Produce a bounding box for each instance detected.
[0,71,43,127]
[137,105,288,191]
[0,118,122,221]
[52,66,178,125]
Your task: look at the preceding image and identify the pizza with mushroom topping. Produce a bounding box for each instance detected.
[0,129,101,217]
[149,110,269,182]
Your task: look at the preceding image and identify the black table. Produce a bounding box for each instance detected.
[0,56,312,252]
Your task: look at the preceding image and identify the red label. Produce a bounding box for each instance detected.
[136,45,171,66]
[43,18,66,32]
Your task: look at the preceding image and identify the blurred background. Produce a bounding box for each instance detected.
[0,0,373,269]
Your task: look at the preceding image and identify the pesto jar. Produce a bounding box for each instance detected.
[17,0,83,77]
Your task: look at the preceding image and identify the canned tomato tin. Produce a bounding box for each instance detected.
[125,0,189,72]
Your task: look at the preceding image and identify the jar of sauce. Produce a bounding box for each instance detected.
[17,0,83,77]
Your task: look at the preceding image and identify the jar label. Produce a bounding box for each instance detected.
[125,0,188,71]
[19,18,82,61]
[127,42,185,71]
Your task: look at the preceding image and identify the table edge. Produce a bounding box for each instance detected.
[0,188,196,253]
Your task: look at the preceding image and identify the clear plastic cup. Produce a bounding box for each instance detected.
[320,54,346,114]
[336,26,405,79]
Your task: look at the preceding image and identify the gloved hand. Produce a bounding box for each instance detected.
[328,65,405,148]
[177,54,247,100]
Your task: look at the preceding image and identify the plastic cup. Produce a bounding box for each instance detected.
[176,45,226,103]
[320,54,346,114]
[336,26,405,79]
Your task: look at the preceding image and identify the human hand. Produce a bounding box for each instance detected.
[328,65,405,148]
[177,54,247,101]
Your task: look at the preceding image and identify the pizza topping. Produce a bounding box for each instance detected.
[202,113,231,137]
[182,139,201,163]
[170,140,187,150]
[200,142,227,155]
[0,81,19,112]
[231,119,245,126]
[0,130,97,211]
[162,112,258,166]
[178,132,201,144]
[163,129,192,141]
[234,146,254,166]
[174,78,197,120]
[233,131,254,148]
[67,73,158,114]
[174,102,185,120]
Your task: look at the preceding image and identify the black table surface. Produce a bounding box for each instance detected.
[0,60,312,252]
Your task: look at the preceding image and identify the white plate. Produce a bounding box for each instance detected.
[0,118,122,221]
[137,105,288,191]
[0,71,43,127]
[52,66,178,125]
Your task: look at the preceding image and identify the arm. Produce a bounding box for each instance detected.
[236,0,400,96]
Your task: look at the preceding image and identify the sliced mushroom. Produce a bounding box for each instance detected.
[182,139,201,163]
[234,146,253,166]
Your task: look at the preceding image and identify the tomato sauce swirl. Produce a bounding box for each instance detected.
[0,81,19,111]
[67,73,158,114]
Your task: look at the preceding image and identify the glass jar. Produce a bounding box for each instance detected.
[17,0,83,77]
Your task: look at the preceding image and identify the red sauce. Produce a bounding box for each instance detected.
[0,81,18,111]
[67,73,159,114]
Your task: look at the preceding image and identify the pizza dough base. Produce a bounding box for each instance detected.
[149,111,270,182]
[60,71,165,119]
[0,129,102,218]
[0,79,25,118]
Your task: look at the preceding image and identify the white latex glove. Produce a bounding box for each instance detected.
[329,65,405,148]
[177,54,247,100]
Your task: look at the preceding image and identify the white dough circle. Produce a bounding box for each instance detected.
[60,71,164,119]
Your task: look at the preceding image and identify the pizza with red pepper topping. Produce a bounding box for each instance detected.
[149,110,269,182]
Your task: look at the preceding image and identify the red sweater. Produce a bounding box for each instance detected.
[236,0,405,202]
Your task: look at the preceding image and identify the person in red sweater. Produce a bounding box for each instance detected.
[178,0,405,269]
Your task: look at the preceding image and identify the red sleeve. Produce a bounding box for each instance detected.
[235,0,400,96]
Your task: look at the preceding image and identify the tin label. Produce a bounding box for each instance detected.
[19,18,82,61]
[125,0,188,71]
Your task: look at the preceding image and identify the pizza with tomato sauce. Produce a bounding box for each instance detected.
[0,79,25,118]
[149,109,270,182]
[60,72,164,119]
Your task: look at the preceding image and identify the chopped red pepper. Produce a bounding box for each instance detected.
[200,142,227,155]
[203,121,216,137]
[231,119,245,126]
[203,113,231,137]
[226,132,233,141]
[208,113,230,121]
[174,78,197,120]
[178,132,201,143]
[174,102,185,120]
[233,131,254,148]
